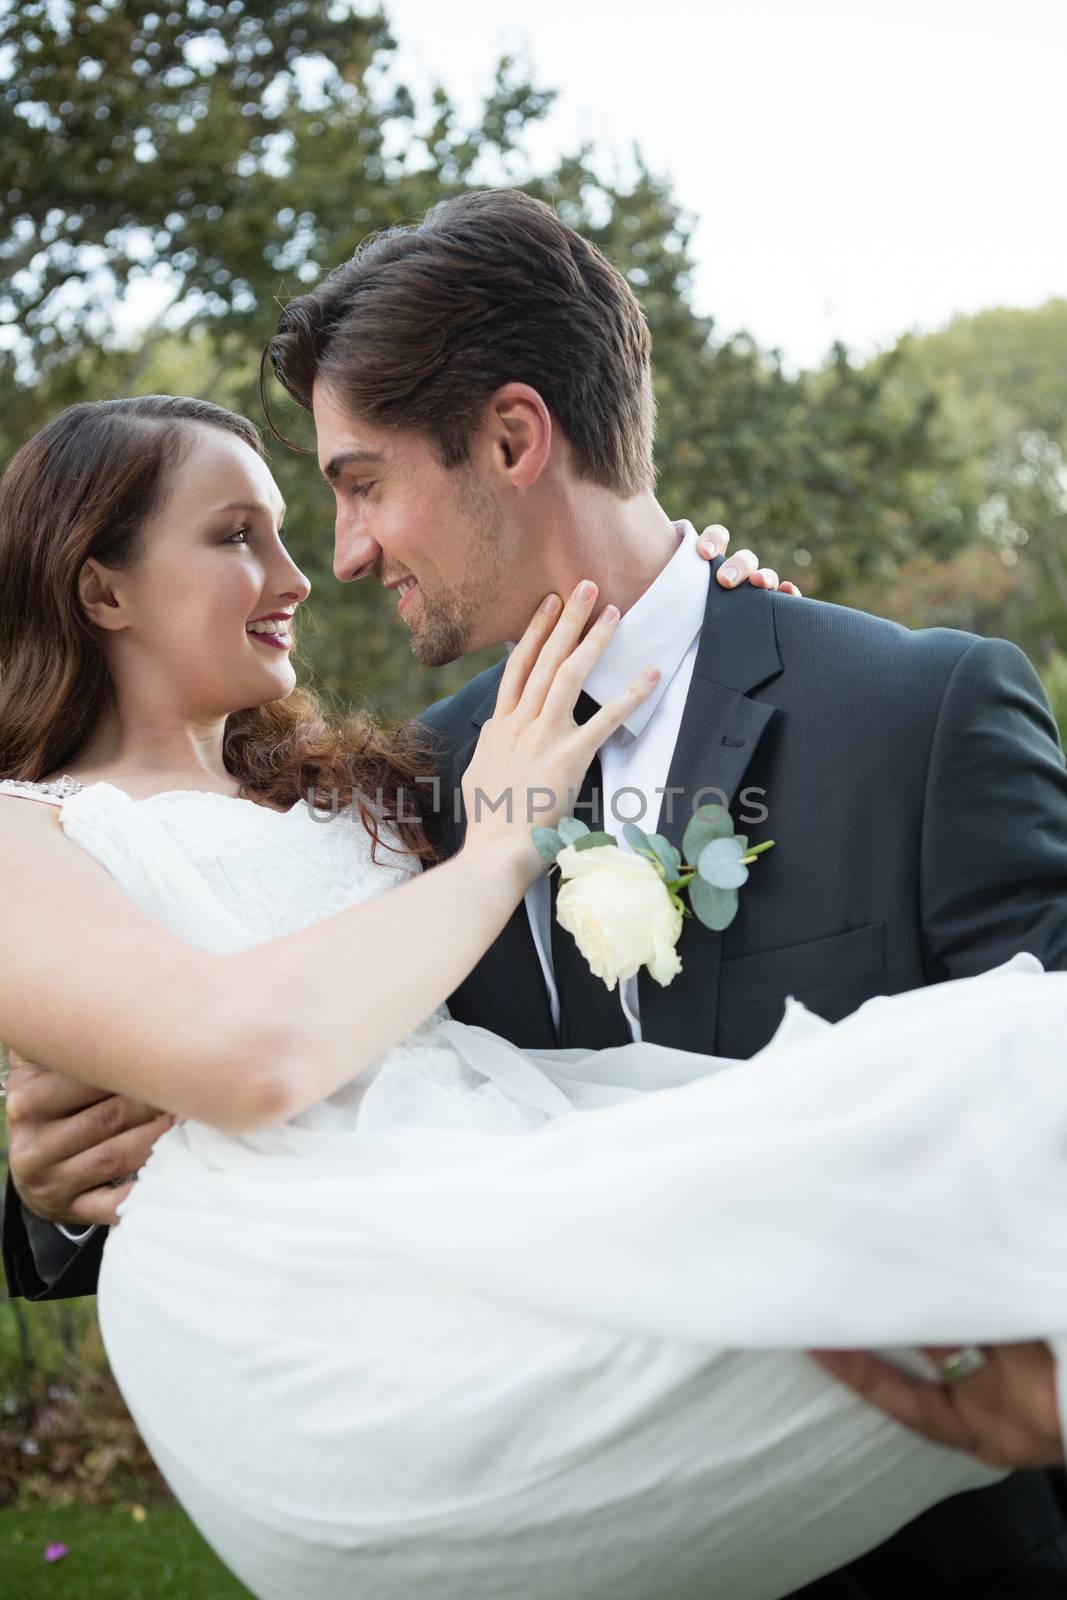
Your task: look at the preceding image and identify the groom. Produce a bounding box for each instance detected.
[6,188,1067,1593]
[264,188,1067,1597]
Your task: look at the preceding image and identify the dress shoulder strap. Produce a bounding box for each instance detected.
[0,775,87,808]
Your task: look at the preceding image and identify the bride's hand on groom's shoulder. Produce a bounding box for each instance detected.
[696,525,803,596]
[5,1048,175,1229]
[462,579,661,867]
[811,1343,1064,1469]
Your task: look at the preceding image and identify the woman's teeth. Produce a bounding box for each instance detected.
[246,619,292,648]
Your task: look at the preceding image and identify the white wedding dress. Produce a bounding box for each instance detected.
[7,777,1067,1600]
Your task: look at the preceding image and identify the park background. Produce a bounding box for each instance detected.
[2,0,1066,1591]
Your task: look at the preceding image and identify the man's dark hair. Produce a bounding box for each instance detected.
[262,188,656,497]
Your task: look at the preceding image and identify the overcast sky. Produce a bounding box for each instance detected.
[379,0,1066,369]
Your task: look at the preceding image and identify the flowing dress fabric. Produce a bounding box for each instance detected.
[50,781,1067,1600]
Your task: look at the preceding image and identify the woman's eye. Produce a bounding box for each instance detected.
[225,527,250,545]
[350,482,374,498]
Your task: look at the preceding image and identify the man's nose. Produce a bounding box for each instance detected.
[334,520,382,584]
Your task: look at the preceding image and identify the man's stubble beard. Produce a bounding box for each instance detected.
[407,474,509,669]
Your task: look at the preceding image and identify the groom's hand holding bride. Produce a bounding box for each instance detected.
[5,1054,174,1227]
[813,1343,1064,1470]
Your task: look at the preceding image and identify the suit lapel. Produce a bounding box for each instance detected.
[638,566,783,1051]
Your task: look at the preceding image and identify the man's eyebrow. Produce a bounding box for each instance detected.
[322,450,385,480]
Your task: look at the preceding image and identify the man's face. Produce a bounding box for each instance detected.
[313,381,511,666]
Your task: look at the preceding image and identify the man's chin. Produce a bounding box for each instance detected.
[406,592,503,666]
[410,638,459,669]
[408,620,468,669]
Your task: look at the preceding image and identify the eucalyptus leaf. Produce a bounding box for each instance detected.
[557,815,591,844]
[570,831,617,851]
[647,831,682,878]
[682,804,734,863]
[700,836,745,862]
[622,822,652,856]
[697,837,750,890]
[532,826,564,863]
[689,875,739,931]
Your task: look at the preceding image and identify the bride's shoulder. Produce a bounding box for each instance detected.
[0,775,87,810]
[0,782,80,862]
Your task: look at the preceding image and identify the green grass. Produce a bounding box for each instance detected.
[2,1504,251,1597]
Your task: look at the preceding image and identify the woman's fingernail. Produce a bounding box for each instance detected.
[575,579,596,602]
[643,667,661,685]
[541,593,561,614]
[601,604,619,623]
[721,566,738,585]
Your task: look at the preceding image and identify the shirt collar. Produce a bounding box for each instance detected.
[583,519,708,740]
[503,519,708,740]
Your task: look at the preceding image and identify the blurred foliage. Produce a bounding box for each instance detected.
[1040,649,1067,739]
[869,301,1067,670]
[0,0,997,723]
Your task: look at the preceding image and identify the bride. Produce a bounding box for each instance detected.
[1,395,1065,1600]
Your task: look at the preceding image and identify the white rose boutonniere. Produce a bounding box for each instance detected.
[554,844,684,990]
[534,805,774,991]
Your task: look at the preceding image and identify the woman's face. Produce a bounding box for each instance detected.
[99,425,311,717]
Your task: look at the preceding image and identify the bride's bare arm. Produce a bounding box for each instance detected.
[0,803,524,1133]
[0,584,656,1135]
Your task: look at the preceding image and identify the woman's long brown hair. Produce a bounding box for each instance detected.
[0,396,440,863]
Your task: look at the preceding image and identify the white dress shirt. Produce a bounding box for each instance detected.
[523,519,710,1041]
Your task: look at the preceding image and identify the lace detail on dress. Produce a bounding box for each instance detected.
[0,774,87,803]
[133,791,424,946]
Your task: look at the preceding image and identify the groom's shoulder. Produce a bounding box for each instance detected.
[761,589,1055,742]
[768,588,995,693]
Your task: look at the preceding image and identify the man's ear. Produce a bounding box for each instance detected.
[483,383,552,489]
[77,557,128,632]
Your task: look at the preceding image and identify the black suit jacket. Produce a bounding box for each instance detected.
[6,568,1067,1593]
[415,566,1067,1598]
[421,564,1067,1056]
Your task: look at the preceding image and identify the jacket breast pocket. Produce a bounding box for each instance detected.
[717,923,888,1057]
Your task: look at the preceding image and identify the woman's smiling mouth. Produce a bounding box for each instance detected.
[246,617,293,649]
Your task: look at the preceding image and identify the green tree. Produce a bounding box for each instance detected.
[1,0,964,719]
[843,301,1067,670]
[908,302,1067,645]
[0,0,560,710]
